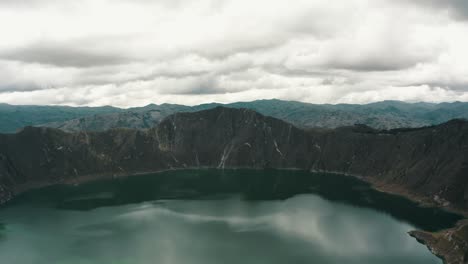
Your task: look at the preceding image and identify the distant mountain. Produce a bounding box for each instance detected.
[0,104,121,133]
[43,103,190,132]
[41,100,468,132]
[1,100,468,133]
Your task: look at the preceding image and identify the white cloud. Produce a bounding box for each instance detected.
[0,0,467,106]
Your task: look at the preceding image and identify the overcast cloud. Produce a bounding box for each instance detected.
[0,0,467,107]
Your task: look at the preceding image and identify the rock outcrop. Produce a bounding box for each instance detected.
[410,220,468,264]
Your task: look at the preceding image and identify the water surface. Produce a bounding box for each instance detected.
[0,170,462,264]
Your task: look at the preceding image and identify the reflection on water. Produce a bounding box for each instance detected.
[0,223,4,240]
[0,170,461,264]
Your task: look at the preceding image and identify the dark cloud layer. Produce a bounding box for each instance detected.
[1,43,131,67]
[402,0,468,20]
[323,58,424,72]
[432,0,468,19]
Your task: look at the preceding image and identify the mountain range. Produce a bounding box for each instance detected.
[1,100,468,133]
[0,103,119,133]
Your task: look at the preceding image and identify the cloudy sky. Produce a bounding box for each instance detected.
[0,0,468,107]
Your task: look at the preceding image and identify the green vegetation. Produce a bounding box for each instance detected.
[0,104,120,133]
[2,100,468,133]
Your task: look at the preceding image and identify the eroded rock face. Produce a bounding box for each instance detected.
[154,108,316,170]
[1,107,468,211]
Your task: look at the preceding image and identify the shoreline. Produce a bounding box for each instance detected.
[11,166,468,216]
[408,220,468,264]
[4,166,468,263]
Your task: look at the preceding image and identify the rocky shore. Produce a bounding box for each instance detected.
[410,220,468,264]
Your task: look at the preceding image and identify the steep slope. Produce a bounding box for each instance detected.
[1,107,468,212]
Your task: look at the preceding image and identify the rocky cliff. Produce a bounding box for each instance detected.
[1,106,468,211]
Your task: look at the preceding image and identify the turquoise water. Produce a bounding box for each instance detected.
[0,170,462,264]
